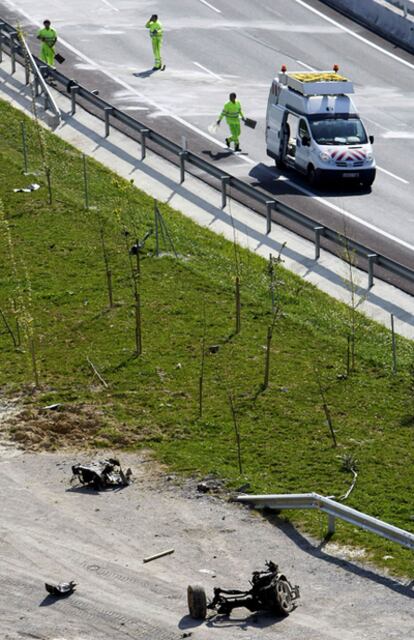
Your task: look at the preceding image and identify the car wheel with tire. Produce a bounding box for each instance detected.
[187,584,207,619]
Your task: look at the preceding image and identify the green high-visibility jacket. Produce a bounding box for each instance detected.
[145,19,163,39]
[218,100,244,124]
[37,27,57,47]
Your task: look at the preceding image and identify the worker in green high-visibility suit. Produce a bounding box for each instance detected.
[145,14,165,71]
[37,19,57,67]
[217,93,245,152]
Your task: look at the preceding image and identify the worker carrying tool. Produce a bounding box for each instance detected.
[37,19,57,67]
[145,15,165,71]
[217,93,245,152]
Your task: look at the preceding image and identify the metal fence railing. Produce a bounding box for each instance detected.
[1,18,414,294]
[236,492,414,551]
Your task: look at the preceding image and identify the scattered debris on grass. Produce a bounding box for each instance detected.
[13,183,40,193]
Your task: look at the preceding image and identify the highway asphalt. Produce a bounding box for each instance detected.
[1,0,414,275]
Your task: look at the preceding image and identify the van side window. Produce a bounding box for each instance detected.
[298,119,310,139]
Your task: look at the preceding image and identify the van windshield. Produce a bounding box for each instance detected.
[309,118,368,145]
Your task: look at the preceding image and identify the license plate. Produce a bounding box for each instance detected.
[343,172,359,178]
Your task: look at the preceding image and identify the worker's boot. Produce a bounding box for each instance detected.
[161,64,166,71]
[235,143,241,152]
[225,138,231,148]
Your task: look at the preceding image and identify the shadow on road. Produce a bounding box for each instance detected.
[133,69,157,79]
[262,511,414,599]
[178,610,284,631]
[202,149,233,161]
[39,593,73,607]
[249,163,373,197]
[206,610,285,629]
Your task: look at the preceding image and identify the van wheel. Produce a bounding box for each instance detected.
[307,165,318,187]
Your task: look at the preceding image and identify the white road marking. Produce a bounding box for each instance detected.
[376,166,409,184]
[5,1,413,252]
[362,115,390,132]
[197,0,222,14]
[382,130,414,139]
[296,60,316,71]
[192,61,223,80]
[293,0,414,70]
[101,0,119,11]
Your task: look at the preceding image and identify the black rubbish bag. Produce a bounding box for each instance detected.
[244,118,257,129]
[55,52,65,64]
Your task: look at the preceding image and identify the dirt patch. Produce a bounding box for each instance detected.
[4,403,112,450]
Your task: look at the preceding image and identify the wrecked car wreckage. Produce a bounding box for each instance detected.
[187,561,300,619]
[71,458,132,490]
[45,581,76,597]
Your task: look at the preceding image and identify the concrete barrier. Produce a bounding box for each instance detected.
[320,0,414,54]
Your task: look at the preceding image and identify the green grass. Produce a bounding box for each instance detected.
[1,99,413,576]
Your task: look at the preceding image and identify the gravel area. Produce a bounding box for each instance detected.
[1,432,413,640]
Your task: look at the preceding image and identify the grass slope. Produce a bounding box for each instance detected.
[0,100,413,576]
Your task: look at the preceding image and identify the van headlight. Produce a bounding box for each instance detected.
[319,151,330,162]
[366,152,373,161]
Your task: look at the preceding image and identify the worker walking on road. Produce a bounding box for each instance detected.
[217,93,245,152]
[145,14,165,71]
[37,19,57,67]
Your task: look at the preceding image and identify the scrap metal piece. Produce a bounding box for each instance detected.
[187,560,299,620]
[45,581,76,596]
[71,458,132,490]
[143,548,175,563]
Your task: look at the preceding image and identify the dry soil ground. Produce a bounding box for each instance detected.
[1,404,413,640]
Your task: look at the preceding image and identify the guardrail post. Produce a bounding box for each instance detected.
[327,514,336,535]
[179,151,188,184]
[367,253,378,289]
[44,92,49,112]
[265,200,275,235]
[314,226,325,260]
[24,59,30,85]
[69,84,79,115]
[0,27,4,64]
[140,128,149,160]
[221,175,230,209]
[39,64,48,85]
[104,107,112,137]
[10,39,16,74]
[179,136,188,184]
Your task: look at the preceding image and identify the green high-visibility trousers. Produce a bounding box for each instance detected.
[152,37,162,68]
[228,121,241,144]
[41,43,55,67]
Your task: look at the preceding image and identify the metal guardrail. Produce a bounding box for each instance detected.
[236,492,414,551]
[385,0,414,18]
[1,18,413,293]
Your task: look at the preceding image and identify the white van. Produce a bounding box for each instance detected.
[266,68,376,187]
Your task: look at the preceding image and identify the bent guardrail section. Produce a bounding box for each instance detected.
[0,24,61,122]
[236,492,414,551]
[1,18,413,294]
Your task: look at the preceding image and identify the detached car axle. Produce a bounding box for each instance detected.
[187,560,300,620]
